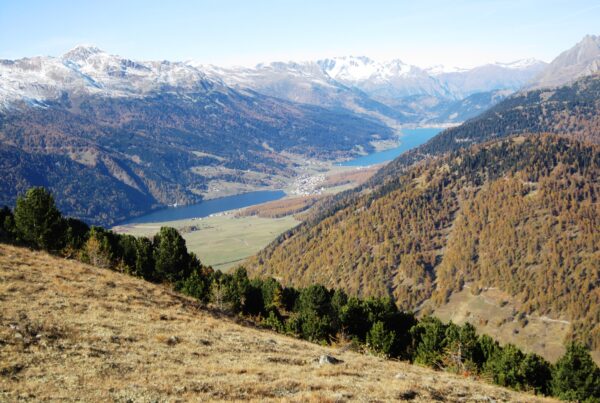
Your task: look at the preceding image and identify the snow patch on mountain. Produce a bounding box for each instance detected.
[0,45,223,109]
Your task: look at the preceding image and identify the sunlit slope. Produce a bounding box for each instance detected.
[248,135,600,360]
[0,244,554,402]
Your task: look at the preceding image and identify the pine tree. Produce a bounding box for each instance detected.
[14,187,64,251]
[153,227,191,283]
[134,237,155,280]
[550,343,600,401]
[367,321,396,356]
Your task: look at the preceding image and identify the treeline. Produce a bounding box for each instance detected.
[1,187,599,401]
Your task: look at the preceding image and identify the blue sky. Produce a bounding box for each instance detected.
[1,0,599,67]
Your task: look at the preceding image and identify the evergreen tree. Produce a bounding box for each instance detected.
[411,316,447,367]
[260,277,284,312]
[178,270,210,303]
[14,187,64,251]
[117,234,138,271]
[519,353,551,395]
[134,237,155,280]
[153,227,191,283]
[63,217,89,253]
[297,285,335,341]
[484,344,525,389]
[339,297,369,341]
[0,206,16,243]
[367,320,396,356]
[478,334,500,364]
[226,267,251,313]
[551,343,600,401]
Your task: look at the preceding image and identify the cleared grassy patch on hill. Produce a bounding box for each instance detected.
[431,287,572,364]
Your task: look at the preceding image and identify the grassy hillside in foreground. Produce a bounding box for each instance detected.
[247,135,600,359]
[0,245,554,402]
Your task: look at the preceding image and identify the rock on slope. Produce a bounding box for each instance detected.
[0,244,552,402]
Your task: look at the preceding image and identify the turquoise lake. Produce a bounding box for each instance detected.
[121,190,286,224]
[339,127,443,167]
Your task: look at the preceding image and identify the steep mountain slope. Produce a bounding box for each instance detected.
[0,244,552,402]
[423,89,513,123]
[531,34,600,89]
[248,136,600,360]
[0,48,394,225]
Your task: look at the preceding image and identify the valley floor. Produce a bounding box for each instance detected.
[113,164,379,270]
[0,245,555,402]
[114,214,300,270]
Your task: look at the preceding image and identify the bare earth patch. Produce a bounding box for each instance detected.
[0,245,555,402]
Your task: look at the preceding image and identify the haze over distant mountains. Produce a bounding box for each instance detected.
[1,45,548,126]
[2,33,599,128]
[199,56,546,124]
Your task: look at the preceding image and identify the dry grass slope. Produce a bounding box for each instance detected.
[0,245,555,402]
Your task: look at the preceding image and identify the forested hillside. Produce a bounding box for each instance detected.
[248,136,600,354]
[0,90,392,225]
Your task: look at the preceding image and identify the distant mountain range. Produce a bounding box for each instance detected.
[1,34,599,226]
[199,56,546,124]
[0,46,547,126]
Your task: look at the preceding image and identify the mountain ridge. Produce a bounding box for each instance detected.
[530,34,600,89]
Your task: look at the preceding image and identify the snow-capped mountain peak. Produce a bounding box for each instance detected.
[425,64,469,75]
[0,46,222,109]
[62,45,106,62]
[318,56,415,83]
